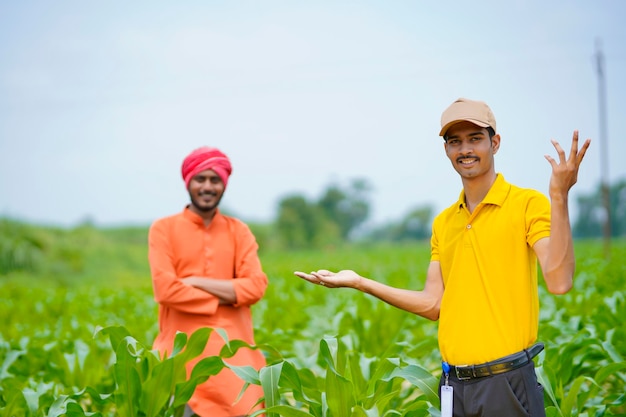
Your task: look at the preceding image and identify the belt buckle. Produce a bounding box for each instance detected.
[454,365,473,380]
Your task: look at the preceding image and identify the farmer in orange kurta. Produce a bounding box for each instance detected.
[148,146,268,417]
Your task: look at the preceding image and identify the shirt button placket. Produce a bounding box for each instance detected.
[204,228,211,274]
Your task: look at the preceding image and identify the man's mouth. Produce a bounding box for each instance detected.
[198,193,217,203]
[457,157,478,165]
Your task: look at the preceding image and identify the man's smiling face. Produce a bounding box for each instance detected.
[444,121,500,180]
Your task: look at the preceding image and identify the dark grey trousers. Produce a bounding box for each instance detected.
[438,361,546,417]
[183,405,198,417]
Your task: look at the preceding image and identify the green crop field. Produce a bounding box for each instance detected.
[0,221,624,416]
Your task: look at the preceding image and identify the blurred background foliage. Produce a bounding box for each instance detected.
[1,185,625,414]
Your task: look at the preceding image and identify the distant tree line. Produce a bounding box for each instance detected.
[273,178,372,250]
[573,179,626,238]
[2,178,624,260]
[249,177,437,250]
[251,176,626,250]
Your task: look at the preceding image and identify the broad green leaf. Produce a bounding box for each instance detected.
[171,331,189,358]
[325,366,356,417]
[397,399,432,414]
[1,349,25,379]
[66,401,98,417]
[544,406,559,417]
[113,340,142,417]
[1,387,30,417]
[278,360,320,404]
[348,354,374,398]
[73,338,91,371]
[171,356,226,408]
[215,327,230,344]
[560,375,590,417]
[383,364,439,406]
[536,365,562,415]
[189,355,225,380]
[320,336,340,374]
[228,364,261,405]
[602,330,625,363]
[220,339,260,358]
[351,404,380,417]
[260,362,283,410]
[22,381,54,413]
[141,358,175,417]
[594,361,626,384]
[46,394,74,417]
[366,358,403,397]
[96,325,132,352]
[172,379,203,409]
[75,386,113,409]
[366,389,399,411]
[177,327,211,363]
[228,364,261,385]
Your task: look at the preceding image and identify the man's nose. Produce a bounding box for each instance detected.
[200,181,215,192]
[459,141,474,154]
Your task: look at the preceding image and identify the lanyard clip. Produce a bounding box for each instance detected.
[442,361,451,386]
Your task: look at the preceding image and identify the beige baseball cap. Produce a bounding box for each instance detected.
[439,98,496,137]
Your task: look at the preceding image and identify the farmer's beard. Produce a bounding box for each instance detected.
[189,191,223,213]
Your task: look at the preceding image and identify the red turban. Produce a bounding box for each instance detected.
[181,147,232,189]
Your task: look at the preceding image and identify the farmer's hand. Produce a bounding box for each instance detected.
[544,130,591,200]
[294,269,362,289]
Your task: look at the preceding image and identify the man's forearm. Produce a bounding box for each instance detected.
[544,196,575,294]
[182,277,238,305]
[356,276,441,321]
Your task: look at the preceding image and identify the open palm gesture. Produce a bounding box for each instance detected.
[544,130,591,199]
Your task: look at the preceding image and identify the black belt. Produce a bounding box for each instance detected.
[445,343,544,381]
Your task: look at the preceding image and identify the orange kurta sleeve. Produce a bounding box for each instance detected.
[231,221,268,307]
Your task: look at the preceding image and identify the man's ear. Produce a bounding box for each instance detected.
[491,134,501,154]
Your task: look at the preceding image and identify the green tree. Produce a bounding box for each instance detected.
[395,206,434,241]
[573,179,626,238]
[367,204,434,242]
[317,178,371,240]
[275,194,339,249]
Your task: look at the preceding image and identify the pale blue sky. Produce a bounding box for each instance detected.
[1,1,625,228]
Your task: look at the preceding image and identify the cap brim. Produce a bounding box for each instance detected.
[439,119,490,136]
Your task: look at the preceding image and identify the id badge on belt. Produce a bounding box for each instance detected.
[441,362,453,417]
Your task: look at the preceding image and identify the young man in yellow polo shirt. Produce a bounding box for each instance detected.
[294,98,591,417]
